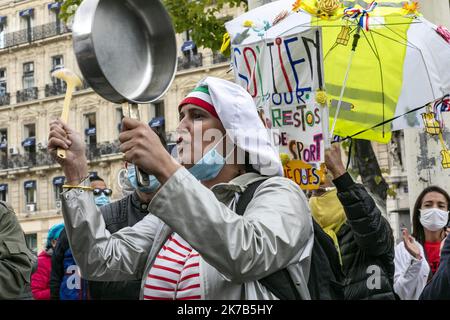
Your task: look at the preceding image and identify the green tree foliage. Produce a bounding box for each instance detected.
[59,0,81,23]
[59,0,247,51]
[164,0,247,51]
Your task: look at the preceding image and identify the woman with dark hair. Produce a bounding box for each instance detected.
[394,186,450,299]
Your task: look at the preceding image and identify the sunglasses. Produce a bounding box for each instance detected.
[93,188,112,197]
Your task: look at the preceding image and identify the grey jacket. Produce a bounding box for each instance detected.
[61,167,314,300]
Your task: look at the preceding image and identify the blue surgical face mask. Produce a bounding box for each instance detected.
[187,138,232,181]
[94,193,110,207]
[127,164,160,193]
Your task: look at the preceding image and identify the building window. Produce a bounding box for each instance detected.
[0,184,7,202]
[53,176,64,208]
[116,108,123,134]
[23,123,36,138]
[51,55,64,88]
[85,113,97,146]
[155,102,164,118]
[0,16,7,49]
[19,8,34,42]
[54,184,63,202]
[181,30,198,57]
[24,233,37,254]
[24,180,36,204]
[24,123,35,139]
[52,55,63,71]
[22,62,34,89]
[398,210,412,236]
[19,9,34,27]
[23,123,36,153]
[22,123,36,165]
[403,185,409,194]
[48,2,62,29]
[0,129,7,167]
[150,101,166,144]
[0,68,6,95]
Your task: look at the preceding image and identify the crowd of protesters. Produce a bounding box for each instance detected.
[0,77,448,300]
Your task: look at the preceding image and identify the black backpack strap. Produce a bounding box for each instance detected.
[235,179,266,215]
[236,178,301,300]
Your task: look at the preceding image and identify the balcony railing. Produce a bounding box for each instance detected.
[177,53,203,71]
[26,152,36,166]
[0,155,7,168]
[86,141,121,160]
[0,93,10,106]
[33,22,70,42]
[212,52,229,64]
[45,82,66,97]
[0,150,54,170]
[0,22,70,50]
[16,87,38,103]
[77,80,91,91]
[0,141,122,170]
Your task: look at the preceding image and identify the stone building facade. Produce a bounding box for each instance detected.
[4,0,444,249]
[0,0,238,252]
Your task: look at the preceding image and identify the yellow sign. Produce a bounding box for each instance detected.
[442,149,450,169]
[421,112,441,135]
[283,160,325,190]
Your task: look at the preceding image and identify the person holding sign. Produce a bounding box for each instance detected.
[309,143,396,300]
[47,77,314,300]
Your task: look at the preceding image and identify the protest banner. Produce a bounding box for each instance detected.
[231,27,328,189]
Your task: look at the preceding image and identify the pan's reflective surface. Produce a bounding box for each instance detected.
[73,0,177,104]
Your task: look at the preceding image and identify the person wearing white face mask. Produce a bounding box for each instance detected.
[47,77,314,300]
[394,186,450,300]
[49,128,167,300]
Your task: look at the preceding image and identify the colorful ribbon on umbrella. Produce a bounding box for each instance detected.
[421,95,450,169]
[343,1,378,31]
[436,94,450,112]
[432,94,450,129]
[437,25,450,44]
[436,94,450,169]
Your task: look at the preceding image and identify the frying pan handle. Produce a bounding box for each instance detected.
[136,167,150,187]
[122,102,150,187]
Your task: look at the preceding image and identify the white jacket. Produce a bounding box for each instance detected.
[394,241,430,300]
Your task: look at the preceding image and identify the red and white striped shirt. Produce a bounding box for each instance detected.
[143,233,202,300]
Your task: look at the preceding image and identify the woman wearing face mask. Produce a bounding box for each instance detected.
[394,186,450,300]
[47,77,314,300]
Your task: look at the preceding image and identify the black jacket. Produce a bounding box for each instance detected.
[334,173,396,300]
[50,192,148,300]
[420,234,450,300]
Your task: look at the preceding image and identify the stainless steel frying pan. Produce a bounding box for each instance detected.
[72,0,177,186]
